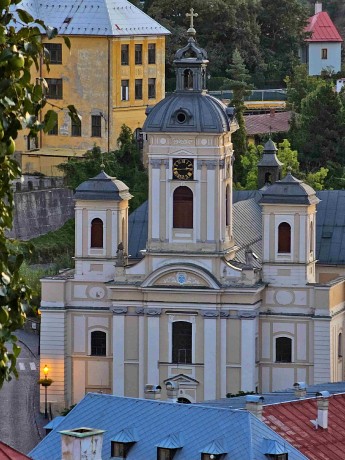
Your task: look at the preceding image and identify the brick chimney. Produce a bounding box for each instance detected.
[144,384,161,400]
[59,427,105,460]
[293,382,307,399]
[316,391,330,429]
[315,2,322,14]
[245,395,265,420]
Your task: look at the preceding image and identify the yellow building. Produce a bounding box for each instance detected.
[18,0,169,176]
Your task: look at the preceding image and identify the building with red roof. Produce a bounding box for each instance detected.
[262,392,345,460]
[0,441,30,460]
[300,2,342,75]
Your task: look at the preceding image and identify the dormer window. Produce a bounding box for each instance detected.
[157,448,177,460]
[111,441,133,458]
[201,454,223,460]
[265,455,288,460]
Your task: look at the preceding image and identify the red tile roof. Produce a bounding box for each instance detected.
[0,442,30,459]
[262,394,345,460]
[305,11,342,42]
[244,111,292,136]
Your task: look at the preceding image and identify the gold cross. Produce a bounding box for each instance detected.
[186,8,198,29]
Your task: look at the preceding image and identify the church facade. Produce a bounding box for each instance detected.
[39,20,345,411]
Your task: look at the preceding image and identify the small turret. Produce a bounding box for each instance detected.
[257,138,283,189]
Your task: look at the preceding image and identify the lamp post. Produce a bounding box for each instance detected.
[39,364,53,419]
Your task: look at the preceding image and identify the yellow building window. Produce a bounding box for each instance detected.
[121,44,129,65]
[135,79,142,100]
[135,44,142,65]
[45,78,63,99]
[148,78,156,99]
[121,80,129,101]
[148,43,156,64]
[91,115,102,137]
[43,43,62,64]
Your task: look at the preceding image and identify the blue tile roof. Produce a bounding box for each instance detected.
[29,394,307,460]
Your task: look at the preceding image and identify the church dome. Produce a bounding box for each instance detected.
[143,14,235,134]
[143,93,234,133]
[260,171,320,205]
[74,171,132,201]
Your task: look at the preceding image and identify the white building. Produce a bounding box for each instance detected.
[39,22,345,413]
[300,2,342,75]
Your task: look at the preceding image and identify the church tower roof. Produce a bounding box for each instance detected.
[260,171,320,205]
[143,9,235,134]
[74,170,132,201]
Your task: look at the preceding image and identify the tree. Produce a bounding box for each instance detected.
[258,0,310,84]
[238,139,328,191]
[291,82,345,170]
[0,0,77,387]
[223,48,253,183]
[285,64,322,112]
[59,125,148,212]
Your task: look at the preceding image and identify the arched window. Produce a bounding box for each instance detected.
[91,218,103,248]
[172,321,192,364]
[265,172,272,184]
[91,331,106,356]
[177,397,191,404]
[275,337,292,363]
[183,69,193,89]
[278,222,291,253]
[338,332,343,358]
[225,184,230,226]
[173,187,193,229]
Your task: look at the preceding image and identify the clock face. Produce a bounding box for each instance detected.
[173,158,193,180]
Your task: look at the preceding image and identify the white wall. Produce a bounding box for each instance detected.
[308,42,341,75]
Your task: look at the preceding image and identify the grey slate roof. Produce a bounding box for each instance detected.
[29,393,307,460]
[128,189,345,266]
[18,0,170,37]
[143,93,233,133]
[260,172,320,205]
[74,171,132,201]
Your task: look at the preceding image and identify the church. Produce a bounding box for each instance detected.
[39,16,345,412]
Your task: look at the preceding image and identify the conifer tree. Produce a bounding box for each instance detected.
[223,48,253,183]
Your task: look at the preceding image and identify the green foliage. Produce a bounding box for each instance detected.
[19,262,56,309]
[0,0,77,386]
[147,0,309,85]
[59,125,148,211]
[21,218,75,266]
[223,49,252,182]
[291,82,345,170]
[285,64,322,112]
[60,404,76,416]
[239,139,328,190]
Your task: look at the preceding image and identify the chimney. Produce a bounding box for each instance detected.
[293,381,307,399]
[59,427,105,460]
[144,384,161,400]
[245,395,265,420]
[165,381,179,403]
[315,2,322,14]
[316,391,330,429]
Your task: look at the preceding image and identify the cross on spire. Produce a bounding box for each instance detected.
[186,7,198,30]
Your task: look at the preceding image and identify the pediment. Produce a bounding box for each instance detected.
[163,374,199,387]
[142,264,220,289]
[155,271,208,287]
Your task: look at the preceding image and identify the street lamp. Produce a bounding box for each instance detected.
[39,364,53,419]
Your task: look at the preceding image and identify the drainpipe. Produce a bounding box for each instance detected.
[107,37,111,153]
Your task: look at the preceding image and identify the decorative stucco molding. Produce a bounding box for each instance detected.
[150,159,161,169]
[111,306,128,314]
[239,310,258,319]
[201,310,219,318]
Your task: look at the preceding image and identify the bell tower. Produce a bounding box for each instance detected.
[142,12,238,259]
[257,138,282,189]
[74,170,132,281]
